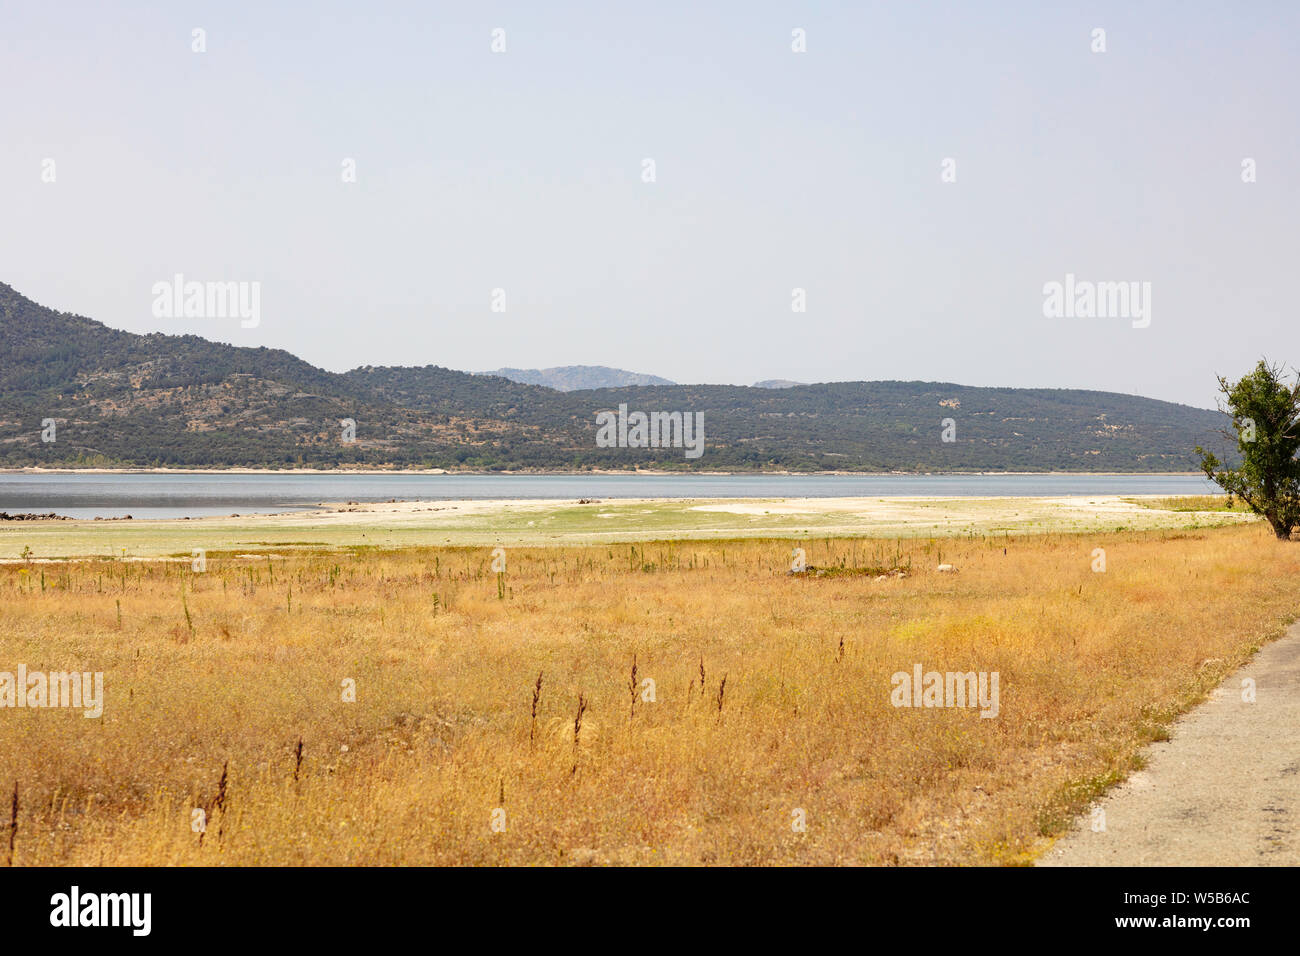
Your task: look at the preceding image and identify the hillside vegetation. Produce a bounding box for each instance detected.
[0,282,1228,471]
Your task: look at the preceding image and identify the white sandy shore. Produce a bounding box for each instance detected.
[0,493,1235,530]
[209,493,1237,529]
[0,494,1252,561]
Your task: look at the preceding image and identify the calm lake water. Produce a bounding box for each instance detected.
[0,472,1221,520]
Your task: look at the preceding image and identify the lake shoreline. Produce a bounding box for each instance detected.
[0,471,1223,521]
[0,493,1254,561]
[0,466,1209,478]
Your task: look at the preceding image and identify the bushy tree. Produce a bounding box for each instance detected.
[1197,360,1300,539]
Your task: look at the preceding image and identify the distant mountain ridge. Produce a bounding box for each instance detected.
[0,282,1231,471]
[478,365,676,390]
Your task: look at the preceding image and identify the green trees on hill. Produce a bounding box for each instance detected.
[0,281,1234,472]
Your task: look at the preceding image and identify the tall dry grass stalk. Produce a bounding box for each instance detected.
[198,762,228,848]
[628,655,638,720]
[6,782,16,866]
[529,672,543,746]
[571,694,588,776]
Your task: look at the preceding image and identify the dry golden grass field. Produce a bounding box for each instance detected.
[1,521,1296,866]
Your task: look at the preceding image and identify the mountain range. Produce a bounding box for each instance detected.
[478,366,676,390]
[481,367,811,392]
[0,282,1229,472]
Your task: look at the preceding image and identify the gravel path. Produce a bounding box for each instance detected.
[1040,621,1300,866]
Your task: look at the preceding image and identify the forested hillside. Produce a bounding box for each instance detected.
[0,283,1229,471]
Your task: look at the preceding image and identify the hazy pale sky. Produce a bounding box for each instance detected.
[3,1,1297,408]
